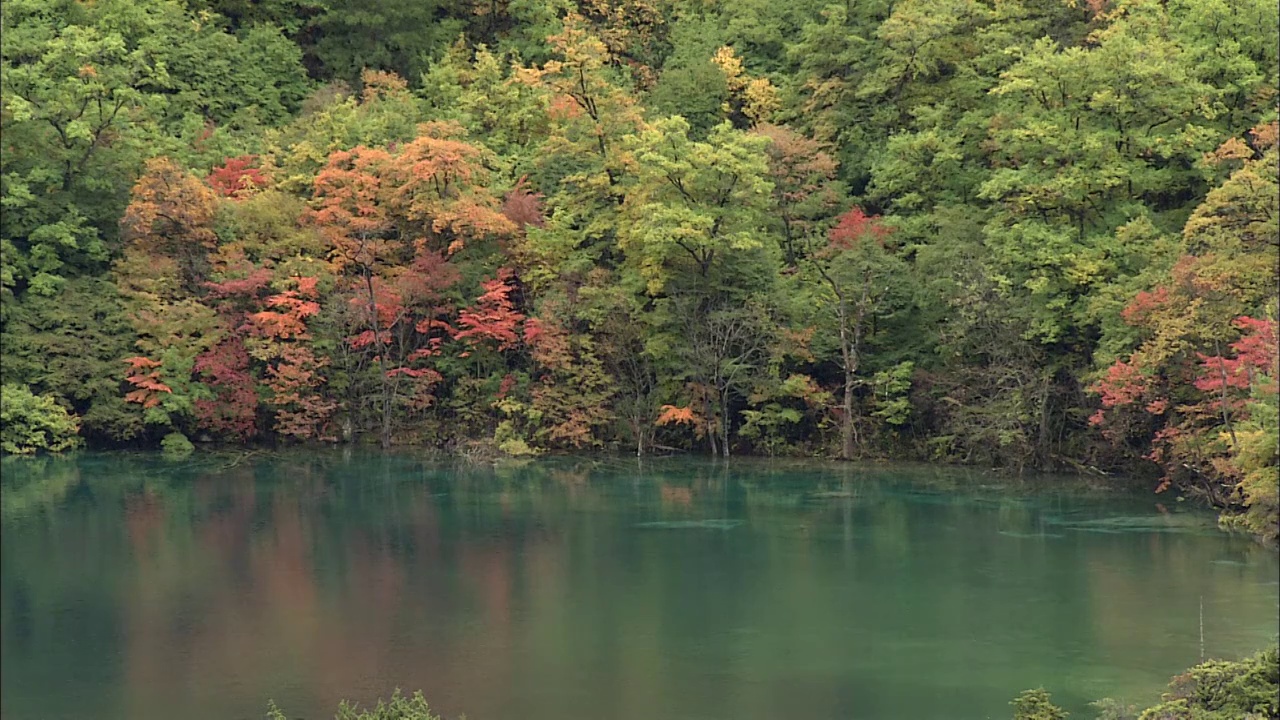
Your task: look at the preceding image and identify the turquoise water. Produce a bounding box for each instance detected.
[2,451,1276,720]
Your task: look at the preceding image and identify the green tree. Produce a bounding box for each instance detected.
[1,0,160,292]
[0,384,83,454]
[618,117,775,295]
[306,0,464,86]
[646,16,729,136]
[0,277,144,443]
[1136,646,1279,720]
[800,207,911,459]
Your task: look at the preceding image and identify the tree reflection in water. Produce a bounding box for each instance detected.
[2,452,1277,720]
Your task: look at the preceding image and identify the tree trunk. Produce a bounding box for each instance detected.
[380,398,393,450]
[631,415,645,457]
[363,266,392,450]
[841,374,856,460]
[834,290,862,461]
[839,277,872,460]
[721,388,731,458]
[1036,374,1052,466]
[1213,338,1238,446]
[782,215,796,267]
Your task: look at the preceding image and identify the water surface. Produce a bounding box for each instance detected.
[2,452,1277,720]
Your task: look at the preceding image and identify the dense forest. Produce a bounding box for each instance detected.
[1,0,1277,536]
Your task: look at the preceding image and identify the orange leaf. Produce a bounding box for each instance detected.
[656,405,699,427]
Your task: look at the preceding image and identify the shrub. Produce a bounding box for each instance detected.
[1011,688,1069,720]
[160,431,195,459]
[0,384,82,455]
[1016,646,1279,720]
[1137,646,1279,720]
[267,690,442,720]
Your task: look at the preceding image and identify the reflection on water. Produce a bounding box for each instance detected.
[1,452,1277,720]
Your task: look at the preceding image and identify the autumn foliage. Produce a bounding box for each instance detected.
[123,357,172,409]
[207,156,269,199]
[827,207,891,250]
[456,269,525,351]
[6,0,1277,543]
[249,277,337,440]
[122,158,220,253]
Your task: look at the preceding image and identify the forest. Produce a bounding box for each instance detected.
[1,0,1277,538]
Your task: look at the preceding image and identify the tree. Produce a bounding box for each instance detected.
[304,0,463,86]
[1226,363,1279,543]
[207,155,270,199]
[1133,646,1278,720]
[976,4,1226,348]
[1,0,158,293]
[193,258,273,442]
[803,207,908,459]
[419,44,552,161]
[1090,129,1278,525]
[455,268,524,350]
[710,45,779,128]
[1,0,309,306]
[925,241,1055,469]
[619,117,775,295]
[524,12,644,180]
[755,123,844,266]
[524,306,615,449]
[308,144,401,445]
[307,122,511,446]
[646,18,731,136]
[0,277,145,443]
[678,302,776,457]
[248,276,338,441]
[0,384,83,454]
[120,157,222,288]
[591,282,661,455]
[3,0,1277,471]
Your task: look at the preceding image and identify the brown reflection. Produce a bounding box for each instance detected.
[124,491,165,558]
[113,461,567,720]
[6,456,1275,720]
[660,485,692,509]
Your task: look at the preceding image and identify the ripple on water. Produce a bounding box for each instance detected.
[634,518,745,530]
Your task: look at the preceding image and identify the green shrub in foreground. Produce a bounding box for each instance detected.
[0,384,82,455]
[1012,688,1069,719]
[268,689,443,720]
[1016,646,1279,720]
[265,647,1279,720]
[1135,645,1279,720]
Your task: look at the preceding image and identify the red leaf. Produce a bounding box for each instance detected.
[455,269,525,351]
[207,155,269,199]
[828,207,890,249]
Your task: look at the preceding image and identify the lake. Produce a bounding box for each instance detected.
[2,451,1277,720]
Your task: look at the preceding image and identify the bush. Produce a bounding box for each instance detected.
[160,432,195,459]
[1016,646,1279,720]
[268,690,442,720]
[1137,646,1279,720]
[1011,688,1069,720]
[0,384,82,455]
[1090,698,1138,720]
